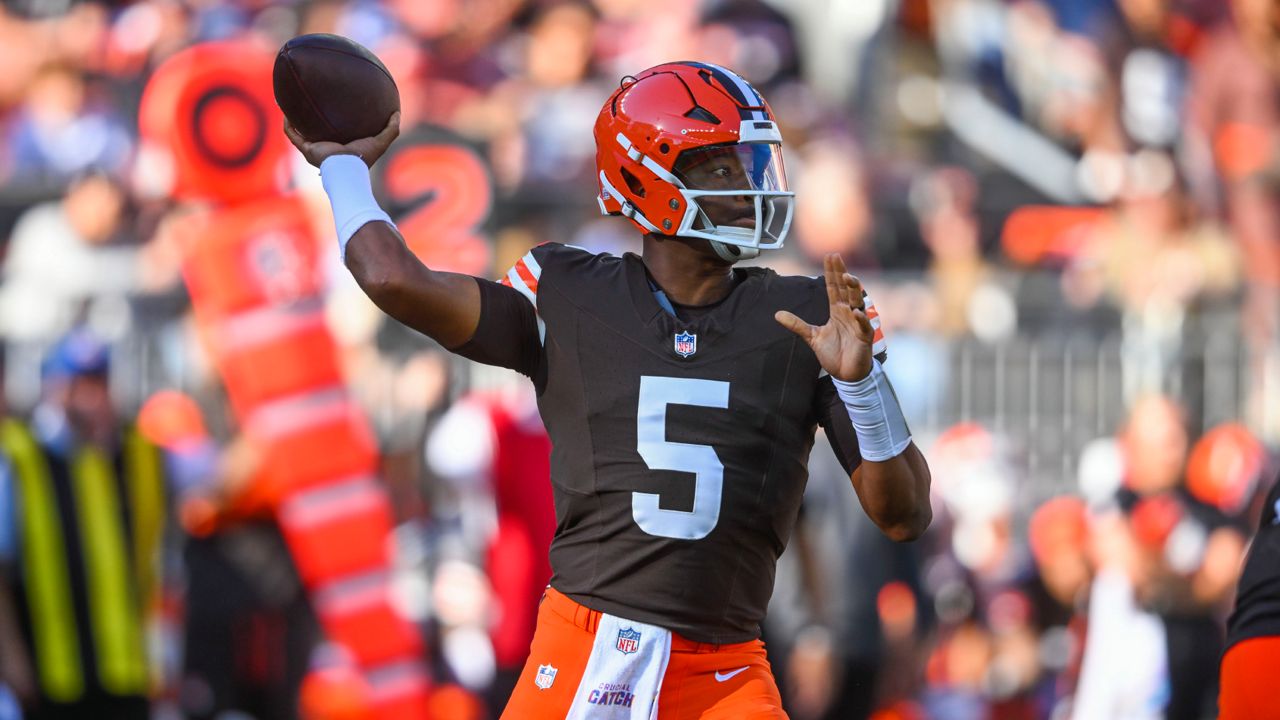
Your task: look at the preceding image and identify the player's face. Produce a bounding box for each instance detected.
[673,144,788,231]
[64,373,115,443]
[676,147,754,227]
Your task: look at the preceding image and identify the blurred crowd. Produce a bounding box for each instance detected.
[0,0,1278,718]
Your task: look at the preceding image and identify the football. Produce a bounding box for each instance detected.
[272,33,400,145]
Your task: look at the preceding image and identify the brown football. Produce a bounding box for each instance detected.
[273,33,400,145]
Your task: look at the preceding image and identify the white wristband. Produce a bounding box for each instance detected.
[832,359,912,462]
[319,154,395,260]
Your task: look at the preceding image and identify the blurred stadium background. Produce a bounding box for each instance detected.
[0,0,1275,718]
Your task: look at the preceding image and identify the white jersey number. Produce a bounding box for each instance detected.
[633,376,730,540]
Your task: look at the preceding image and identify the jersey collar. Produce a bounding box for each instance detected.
[622,253,767,344]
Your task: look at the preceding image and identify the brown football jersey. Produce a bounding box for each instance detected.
[457,243,884,643]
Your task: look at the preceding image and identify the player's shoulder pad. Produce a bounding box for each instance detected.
[767,268,889,362]
[761,266,825,294]
[530,241,616,268]
[762,269,830,316]
[500,242,621,304]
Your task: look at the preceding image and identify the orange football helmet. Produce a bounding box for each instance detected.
[593,62,794,262]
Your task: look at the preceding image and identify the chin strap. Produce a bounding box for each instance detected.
[709,239,759,263]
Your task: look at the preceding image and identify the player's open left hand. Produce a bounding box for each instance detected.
[775,253,875,382]
[283,111,400,169]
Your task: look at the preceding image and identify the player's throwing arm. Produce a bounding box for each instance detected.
[285,116,482,348]
[275,34,482,349]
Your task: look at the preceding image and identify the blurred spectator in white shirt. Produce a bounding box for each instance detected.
[0,171,139,343]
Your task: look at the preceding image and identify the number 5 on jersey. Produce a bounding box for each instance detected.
[634,376,730,540]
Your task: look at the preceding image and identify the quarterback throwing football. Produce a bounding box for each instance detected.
[286,61,931,719]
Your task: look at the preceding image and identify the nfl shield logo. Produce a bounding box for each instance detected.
[674,331,697,358]
[535,664,557,690]
[616,627,641,654]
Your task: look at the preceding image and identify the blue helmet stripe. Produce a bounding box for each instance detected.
[680,62,766,120]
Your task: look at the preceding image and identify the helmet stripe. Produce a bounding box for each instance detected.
[682,62,767,121]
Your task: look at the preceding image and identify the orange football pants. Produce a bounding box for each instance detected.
[501,587,787,719]
[1220,636,1280,720]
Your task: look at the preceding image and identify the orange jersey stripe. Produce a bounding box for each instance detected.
[515,259,539,293]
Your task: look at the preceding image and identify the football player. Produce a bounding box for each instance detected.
[1219,475,1280,720]
[285,61,932,719]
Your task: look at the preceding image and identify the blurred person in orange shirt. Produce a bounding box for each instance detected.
[136,390,321,720]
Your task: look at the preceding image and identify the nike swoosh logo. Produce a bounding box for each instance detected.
[714,666,750,683]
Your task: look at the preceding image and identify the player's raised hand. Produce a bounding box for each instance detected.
[775,254,875,382]
[283,111,401,169]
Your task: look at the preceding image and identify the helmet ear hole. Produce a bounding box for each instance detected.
[620,167,646,198]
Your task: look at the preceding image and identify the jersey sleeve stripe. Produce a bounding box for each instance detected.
[863,290,887,356]
[520,250,543,279]
[502,250,546,345]
[499,276,513,287]
[515,258,540,293]
[505,266,537,306]
[862,293,882,325]
[501,266,545,345]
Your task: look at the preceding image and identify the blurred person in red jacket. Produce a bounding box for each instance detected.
[425,385,554,711]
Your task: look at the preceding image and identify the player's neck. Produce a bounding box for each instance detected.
[641,234,737,306]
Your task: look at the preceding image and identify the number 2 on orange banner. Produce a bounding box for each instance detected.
[377,130,493,276]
